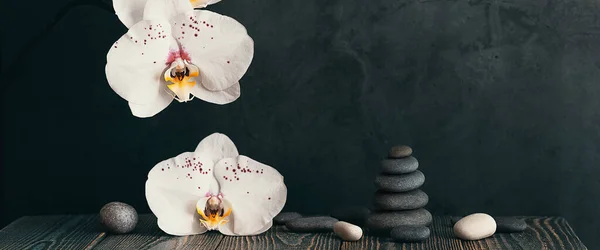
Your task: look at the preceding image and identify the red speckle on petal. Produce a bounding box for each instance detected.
[148,34,150,36]
[198,187,201,189]
[226,167,229,170]
[182,31,185,34]
[182,23,185,26]
[227,61,230,64]
[161,168,164,171]
[211,37,214,39]
[154,61,156,64]
[247,191,250,194]
[195,34,198,37]
[268,197,271,200]
[114,46,117,48]
[206,24,210,27]
[211,25,214,28]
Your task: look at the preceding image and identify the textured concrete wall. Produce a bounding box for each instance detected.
[2,0,599,247]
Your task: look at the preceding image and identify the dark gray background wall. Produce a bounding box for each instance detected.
[2,0,599,248]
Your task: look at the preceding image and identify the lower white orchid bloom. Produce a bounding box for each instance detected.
[106,0,253,118]
[146,133,287,236]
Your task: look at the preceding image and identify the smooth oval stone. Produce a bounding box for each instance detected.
[374,171,425,192]
[99,202,138,234]
[334,221,363,241]
[366,208,432,231]
[331,206,370,227]
[388,145,413,158]
[381,157,419,174]
[374,189,428,210]
[286,216,339,233]
[495,217,527,233]
[390,226,430,242]
[274,212,302,225]
[454,213,496,240]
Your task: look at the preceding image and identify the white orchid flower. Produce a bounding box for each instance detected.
[106,0,253,118]
[145,133,287,236]
[113,0,222,28]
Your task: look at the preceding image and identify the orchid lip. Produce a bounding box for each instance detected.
[163,59,200,102]
[196,195,232,231]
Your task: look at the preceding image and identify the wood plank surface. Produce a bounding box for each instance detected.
[216,225,341,250]
[0,215,587,250]
[0,215,105,250]
[340,216,587,250]
[93,214,224,250]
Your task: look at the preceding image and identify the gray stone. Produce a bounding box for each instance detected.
[99,202,138,234]
[495,217,527,233]
[381,157,419,174]
[366,208,432,231]
[373,189,428,211]
[374,171,425,192]
[286,216,339,232]
[274,212,303,225]
[390,226,431,242]
[331,206,370,227]
[388,145,413,158]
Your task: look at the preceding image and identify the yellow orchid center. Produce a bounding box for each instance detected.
[163,58,199,102]
[197,196,232,230]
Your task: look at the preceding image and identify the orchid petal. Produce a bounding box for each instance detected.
[195,133,239,165]
[143,0,193,22]
[214,156,287,235]
[128,88,174,118]
[192,82,241,105]
[172,10,254,91]
[113,0,147,28]
[106,20,175,105]
[145,152,216,236]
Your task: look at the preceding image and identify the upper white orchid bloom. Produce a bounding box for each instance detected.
[106,0,253,118]
[146,133,287,236]
[113,0,222,28]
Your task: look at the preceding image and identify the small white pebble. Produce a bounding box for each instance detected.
[333,221,363,241]
[454,213,496,240]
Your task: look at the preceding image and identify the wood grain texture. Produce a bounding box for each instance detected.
[93,214,224,250]
[0,215,587,250]
[216,225,341,250]
[0,215,105,250]
[341,216,588,250]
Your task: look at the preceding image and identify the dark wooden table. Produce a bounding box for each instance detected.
[0,214,587,249]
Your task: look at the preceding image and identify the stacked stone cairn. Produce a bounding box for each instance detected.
[366,145,432,242]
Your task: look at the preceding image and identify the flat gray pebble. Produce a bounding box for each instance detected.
[274,212,302,225]
[373,189,428,211]
[381,156,419,174]
[390,226,431,242]
[331,206,370,227]
[374,171,425,192]
[388,145,413,158]
[366,208,432,231]
[495,217,527,233]
[100,202,138,234]
[286,216,339,233]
